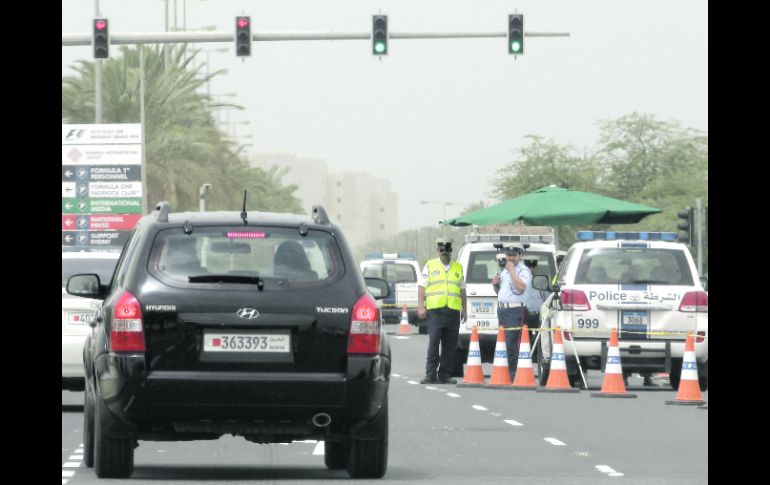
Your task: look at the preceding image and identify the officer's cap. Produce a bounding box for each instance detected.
[503,243,524,255]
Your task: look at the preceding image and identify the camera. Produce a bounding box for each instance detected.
[496,253,508,269]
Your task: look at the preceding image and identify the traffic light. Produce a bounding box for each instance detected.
[92,18,110,59]
[677,207,694,245]
[372,15,388,55]
[235,16,251,57]
[508,14,524,55]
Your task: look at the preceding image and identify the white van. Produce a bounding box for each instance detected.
[453,234,557,376]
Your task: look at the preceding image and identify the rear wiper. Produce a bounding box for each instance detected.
[188,274,264,290]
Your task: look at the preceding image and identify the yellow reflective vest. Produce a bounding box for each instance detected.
[424,258,464,311]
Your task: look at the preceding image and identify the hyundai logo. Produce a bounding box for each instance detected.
[236,308,260,319]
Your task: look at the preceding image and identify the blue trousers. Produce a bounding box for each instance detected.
[425,307,461,380]
[497,306,525,379]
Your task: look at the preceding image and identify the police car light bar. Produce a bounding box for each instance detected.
[575,231,679,242]
[364,252,416,260]
[465,234,554,244]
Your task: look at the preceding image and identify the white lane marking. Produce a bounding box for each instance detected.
[596,465,615,472]
[313,442,325,455]
[608,473,624,477]
[62,462,81,468]
[62,471,75,477]
[68,455,83,460]
[446,392,461,398]
[425,386,439,390]
[157,450,167,453]
[392,373,401,377]
[408,380,419,385]
[544,437,566,446]
[472,405,488,411]
[504,420,523,427]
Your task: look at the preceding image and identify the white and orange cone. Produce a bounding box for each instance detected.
[485,326,512,388]
[398,304,411,335]
[509,325,537,390]
[537,327,580,393]
[666,332,706,405]
[591,327,637,398]
[457,325,486,388]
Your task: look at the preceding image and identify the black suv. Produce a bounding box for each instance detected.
[67,202,391,479]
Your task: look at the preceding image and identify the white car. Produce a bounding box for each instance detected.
[62,251,120,391]
[538,231,708,390]
[360,253,423,331]
[453,234,557,376]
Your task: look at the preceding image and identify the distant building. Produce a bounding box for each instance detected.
[250,153,398,250]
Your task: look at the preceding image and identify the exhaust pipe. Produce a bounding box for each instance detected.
[312,412,332,427]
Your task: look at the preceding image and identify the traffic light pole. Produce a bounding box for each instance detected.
[63,29,569,47]
[94,0,102,123]
[696,197,703,276]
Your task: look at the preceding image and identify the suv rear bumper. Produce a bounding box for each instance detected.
[96,354,390,440]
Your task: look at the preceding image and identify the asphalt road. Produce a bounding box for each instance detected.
[62,324,708,484]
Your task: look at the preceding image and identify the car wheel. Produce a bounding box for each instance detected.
[669,358,682,391]
[83,381,95,468]
[537,344,550,386]
[347,399,388,479]
[324,439,350,470]
[94,392,134,478]
[451,348,468,377]
[698,361,708,391]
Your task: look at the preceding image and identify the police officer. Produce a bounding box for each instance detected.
[491,243,532,380]
[417,238,467,384]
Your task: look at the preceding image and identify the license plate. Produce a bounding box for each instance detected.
[620,310,649,339]
[203,333,290,353]
[67,312,93,325]
[471,302,494,315]
[621,310,649,326]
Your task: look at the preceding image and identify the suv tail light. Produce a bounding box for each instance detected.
[678,291,708,313]
[347,293,381,354]
[111,291,146,352]
[560,289,591,311]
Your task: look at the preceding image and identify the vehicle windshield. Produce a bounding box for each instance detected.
[362,262,417,285]
[466,251,555,284]
[150,227,343,289]
[574,248,694,285]
[61,257,118,287]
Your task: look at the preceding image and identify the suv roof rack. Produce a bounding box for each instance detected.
[575,231,679,242]
[465,233,554,244]
[312,205,330,225]
[153,201,171,222]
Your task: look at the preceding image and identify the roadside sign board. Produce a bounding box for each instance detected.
[62,124,143,252]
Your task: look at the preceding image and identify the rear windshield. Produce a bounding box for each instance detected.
[466,251,556,284]
[62,258,118,287]
[574,248,694,286]
[361,262,417,284]
[149,227,343,290]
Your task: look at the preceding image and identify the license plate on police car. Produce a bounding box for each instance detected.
[471,302,494,315]
[203,333,290,353]
[621,310,649,327]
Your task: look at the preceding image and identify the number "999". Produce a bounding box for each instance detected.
[576,319,599,328]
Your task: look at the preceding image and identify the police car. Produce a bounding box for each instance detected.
[360,253,423,332]
[538,231,708,390]
[453,234,557,376]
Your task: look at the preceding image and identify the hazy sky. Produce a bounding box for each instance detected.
[62,0,708,231]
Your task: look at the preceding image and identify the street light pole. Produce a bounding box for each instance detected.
[420,200,466,239]
[199,183,212,211]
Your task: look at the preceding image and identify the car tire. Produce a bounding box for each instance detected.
[669,358,682,391]
[698,361,708,391]
[537,343,550,386]
[451,348,468,377]
[94,393,134,478]
[83,382,95,468]
[347,400,388,479]
[324,439,351,470]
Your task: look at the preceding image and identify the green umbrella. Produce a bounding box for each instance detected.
[443,185,661,226]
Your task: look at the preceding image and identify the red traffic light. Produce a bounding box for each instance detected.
[95,20,107,30]
[238,17,249,28]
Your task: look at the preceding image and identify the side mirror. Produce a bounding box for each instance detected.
[67,274,102,299]
[364,277,390,300]
[532,274,550,292]
[699,276,708,292]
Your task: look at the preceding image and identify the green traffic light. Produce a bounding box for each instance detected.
[511,41,521,53]
[374,42,386,54]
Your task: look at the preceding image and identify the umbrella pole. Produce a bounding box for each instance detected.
[553,226,559,251]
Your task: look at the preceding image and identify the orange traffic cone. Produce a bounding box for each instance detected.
[457,325,486,388]
[398,304,411,335]
[537,327,580,393]
[666,332,706,405]
[510,325,537,390]
[485,326,512,388]
[591,328,637,398]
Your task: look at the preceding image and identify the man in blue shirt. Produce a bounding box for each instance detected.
[491,243,532,380]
